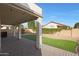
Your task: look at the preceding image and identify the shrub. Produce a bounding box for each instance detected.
[58,26,71,30]
[42,28,62,34]
[74,22,79,28]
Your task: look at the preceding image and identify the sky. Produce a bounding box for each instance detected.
[37,3,79,27]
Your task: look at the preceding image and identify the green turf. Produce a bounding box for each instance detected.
[43,37,77,53]
[22,35,36,41]
[22,35,77,53]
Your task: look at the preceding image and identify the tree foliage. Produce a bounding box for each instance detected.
[28,20,36,30]
[74,22,79,28]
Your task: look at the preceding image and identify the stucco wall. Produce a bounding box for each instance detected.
[43,29,79,41]
[43,23,58,28]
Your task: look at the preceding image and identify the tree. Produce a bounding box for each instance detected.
[74,22,79,28]
[28,20,36,30]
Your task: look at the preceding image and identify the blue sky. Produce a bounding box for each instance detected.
[37,3,79,27]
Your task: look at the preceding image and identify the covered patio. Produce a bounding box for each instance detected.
[0,3,42,56]
[2,36,42,56]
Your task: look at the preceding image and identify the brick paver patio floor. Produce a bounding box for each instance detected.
[1,36,42,56]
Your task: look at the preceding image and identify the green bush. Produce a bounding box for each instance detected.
[58,26,71,30]
[74,22,79,28]
[42,28,62,34]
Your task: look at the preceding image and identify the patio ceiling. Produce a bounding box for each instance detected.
[0,3,41,25]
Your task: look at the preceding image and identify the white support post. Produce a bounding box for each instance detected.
[36,17,42,49]
[10,25,16,37]
[0,20,1,52]
[18,25,21,39]
[6,26,9,37]
[10,25,13,36]
[13,26,16,37]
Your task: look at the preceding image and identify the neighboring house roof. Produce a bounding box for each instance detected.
[43,21,69,27]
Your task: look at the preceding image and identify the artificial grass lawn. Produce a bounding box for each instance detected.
[43,37,77,53]
[22,35,77,53]
[22,35,36,41]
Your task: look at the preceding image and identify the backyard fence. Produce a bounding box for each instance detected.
[43,29,79,41]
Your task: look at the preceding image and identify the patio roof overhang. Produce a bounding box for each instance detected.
[0,3,42,52]
[0,3,42,25]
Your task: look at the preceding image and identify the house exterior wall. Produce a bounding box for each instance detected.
[43,23,58,28]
